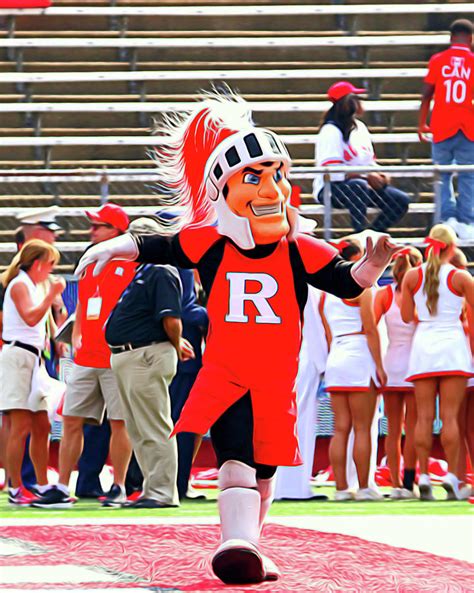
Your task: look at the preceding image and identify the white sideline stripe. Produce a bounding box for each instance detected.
[0,67,427,84]
[0,565,119,584]
[0,100,419,113]
[0,34,450,49]
[0,4,473,17]
[274,516,474,564]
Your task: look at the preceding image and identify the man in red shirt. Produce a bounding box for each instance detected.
[418,19,474,240]
[33,203,137,509]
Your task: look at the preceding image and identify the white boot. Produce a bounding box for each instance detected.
[257,475,281,581]
[212,461,265,585]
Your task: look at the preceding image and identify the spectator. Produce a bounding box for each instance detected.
[106,216,194,509]
[33,203,137,509]
[418,19,474,240]
[375,247,422,500]
[402,224,474,500]
[319,238,385,501]
[0,207,67,494]
[0,240,64,506]
[169,266,208,501]
[314,81,410,233]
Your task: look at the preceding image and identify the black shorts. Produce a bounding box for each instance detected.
[210,392,277,480]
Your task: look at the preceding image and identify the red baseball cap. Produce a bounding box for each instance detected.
[86,203,129,233]
[327,81,366,102]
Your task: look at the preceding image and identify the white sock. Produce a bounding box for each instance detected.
[446,472,459,484]
[56,483,70,496]
[36,484,50,495]
[9,487,20,496]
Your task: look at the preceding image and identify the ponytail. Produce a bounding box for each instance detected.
[423,248,441,315]
[1,251,22,288]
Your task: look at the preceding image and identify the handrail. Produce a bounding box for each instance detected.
[0,4,471,16]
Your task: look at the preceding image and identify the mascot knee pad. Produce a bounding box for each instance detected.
[218,460,257,490]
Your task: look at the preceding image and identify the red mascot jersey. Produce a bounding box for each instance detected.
[136,226,361,466]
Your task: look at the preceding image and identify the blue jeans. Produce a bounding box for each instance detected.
[319,179,410,233]
[432,130,474,224]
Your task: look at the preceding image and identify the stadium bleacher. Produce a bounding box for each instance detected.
[0,0,473,268]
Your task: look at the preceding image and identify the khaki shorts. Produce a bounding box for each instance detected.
[0,344,48,413]
[63,363,124,425]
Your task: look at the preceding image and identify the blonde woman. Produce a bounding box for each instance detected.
[402,225,474,500]
[375,247,422,499]
[0,240,64,506]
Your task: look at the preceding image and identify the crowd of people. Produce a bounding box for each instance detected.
[0,82,472,584]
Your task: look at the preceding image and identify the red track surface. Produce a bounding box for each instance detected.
[1,523,472,592]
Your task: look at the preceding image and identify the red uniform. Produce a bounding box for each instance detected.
[137,226,360,467]
[75,260,137,368]
[425,44,474,142]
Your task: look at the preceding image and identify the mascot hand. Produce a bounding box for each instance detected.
[75,233,139,277]
[351,233,403,288]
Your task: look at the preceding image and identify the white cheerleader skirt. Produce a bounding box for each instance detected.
[384,342,414,391]
[406,322,473,382]
[325,334,379,392]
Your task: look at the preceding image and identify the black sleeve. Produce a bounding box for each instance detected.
[147,267,183,324]
[134,233,195,269]
[306,255,363,299]
[0,284,4,312]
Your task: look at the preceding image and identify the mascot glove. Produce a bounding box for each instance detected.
[75,233,139,277]
[351,233,403,288]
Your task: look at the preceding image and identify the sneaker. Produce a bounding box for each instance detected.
[355,487,384,501]
[30,486,74,509]
[101,484,127,507]
[389,487,403,500]
[456,221,474,241]
[333,489,354,502]
[441,473,462,501]
[185,484,207,500]
[123,496,178,509]
[398,487,418,500]
[8,487,39,507]
[418,473,435,501]
[458,485,473,500]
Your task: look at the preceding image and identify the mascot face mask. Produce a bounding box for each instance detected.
[225,160,291,245]
[152,90,314,249]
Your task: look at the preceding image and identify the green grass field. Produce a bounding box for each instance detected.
[1,487,472,519]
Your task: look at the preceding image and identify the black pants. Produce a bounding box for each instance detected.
[320,179,410,233]
[210,392,277,480]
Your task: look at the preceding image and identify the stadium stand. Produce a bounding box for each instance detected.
[0,0,473,269]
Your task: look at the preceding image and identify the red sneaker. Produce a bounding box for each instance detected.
[8,487,39,507]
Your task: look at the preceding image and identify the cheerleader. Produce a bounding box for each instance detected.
[450,248,474,498]
[375,247,422,499]
[402,225,474,500]
[321,238,385,501]
[0,240,64,506]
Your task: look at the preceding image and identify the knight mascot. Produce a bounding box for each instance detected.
[76,90,400,585]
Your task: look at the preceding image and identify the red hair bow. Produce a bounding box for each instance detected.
[393,247,412,260]
[424,237,446,256]
[329,240,350,253]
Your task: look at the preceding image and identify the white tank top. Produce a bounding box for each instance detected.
[323,292,362,338]
[414,263,464,325]
[384,284,416,345]
[3,270,47,349]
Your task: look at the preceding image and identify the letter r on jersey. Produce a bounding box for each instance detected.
[225,272,281,324]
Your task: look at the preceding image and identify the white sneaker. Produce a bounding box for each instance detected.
[355,487,384,501]
[333,489,354,502]
[445,217,460,235]
[458,485,474,500]
[441,472,462,500]
[390,487,403,500]
[418,473,435,501]
[456,222,474,241]
[398,487,418,500]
